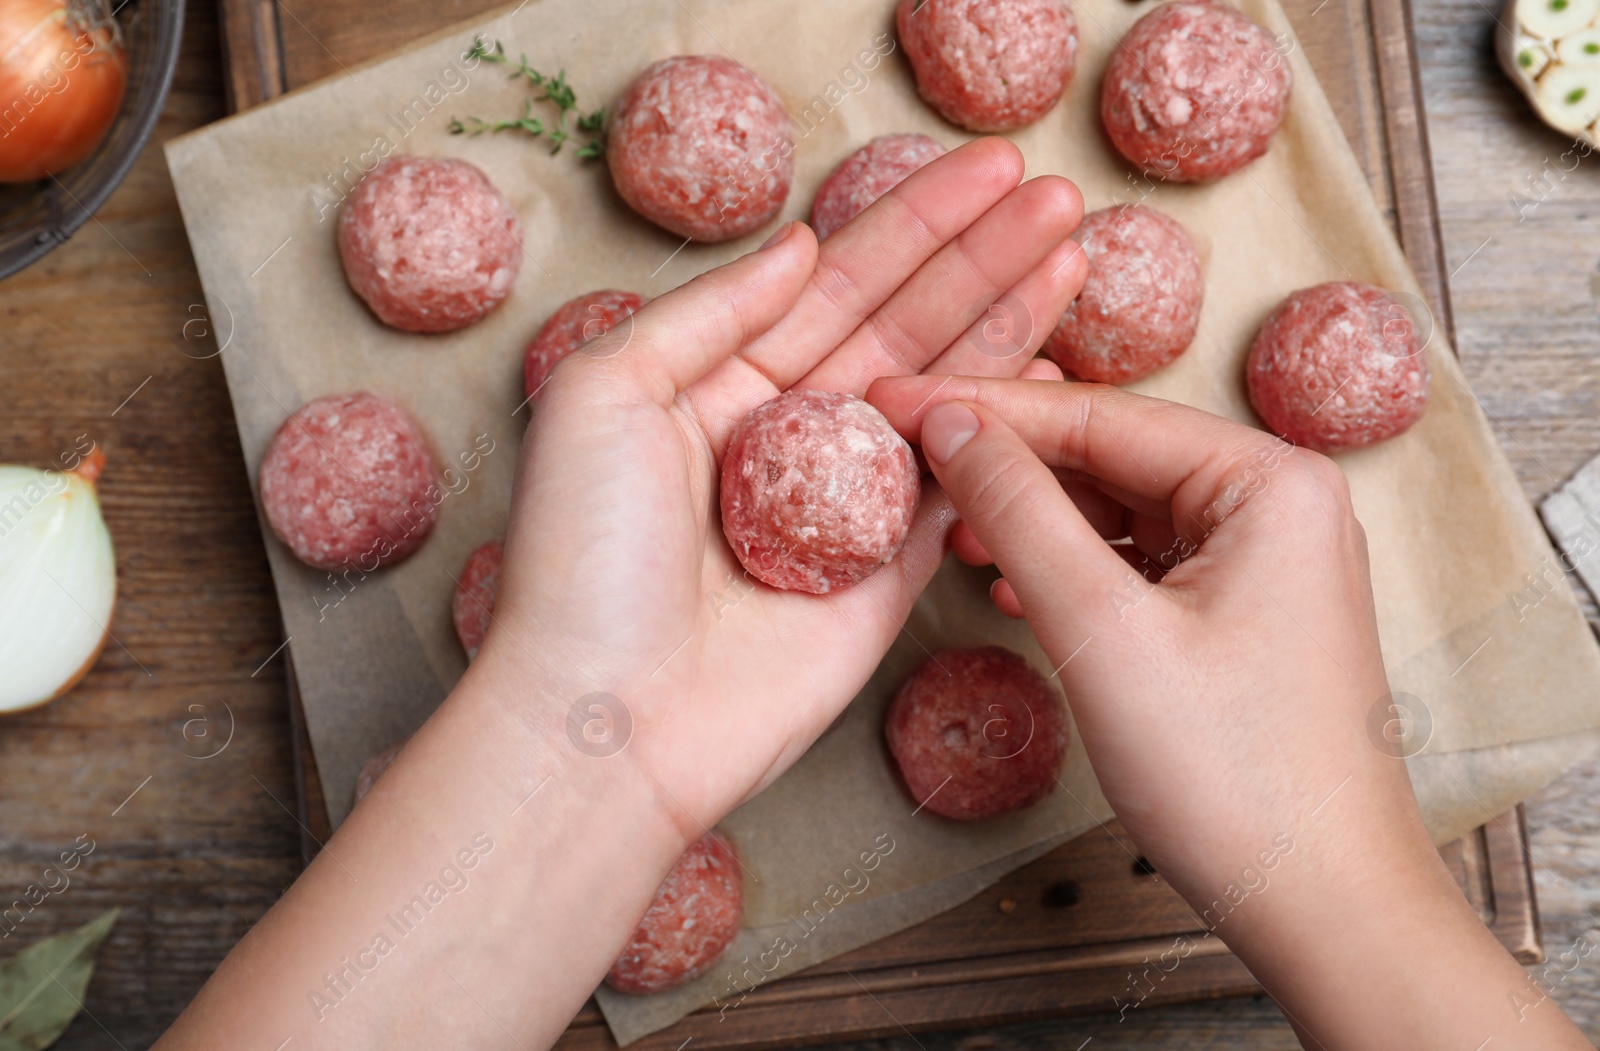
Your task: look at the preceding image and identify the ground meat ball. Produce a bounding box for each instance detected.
[606,832,743,994]
[1100,0,1292,182]
[886,646,1070,821]
[258,392,440,572]
[353,744,401,804]
[523,290,645,399]
[1246,282,1430,453]
[1041,205,1204,384]
[897,0,1078,132]
[336,156,523,332]
[452,539,503,659]
[608,56,794,242]
[720,389,920,594]
[810,135,947,240]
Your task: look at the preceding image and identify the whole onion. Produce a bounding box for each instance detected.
[0,0,127,183]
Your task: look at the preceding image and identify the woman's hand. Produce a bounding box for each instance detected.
[156,139,1086,1051]
[484,137,1085,839]
[864,376,1590,1050]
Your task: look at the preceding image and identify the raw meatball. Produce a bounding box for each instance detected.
[337,155,523,333]
[897,0,1078,132]
[608,56,794,242]
[811,135,947,240]
[1246,281,1429,453]
[524,290,644,399]
[720,389,920,594]
[452,539,503,659]
[353,744,401,803]
[1100,0,1292,182]
[607,832,743,994]
[259,392,440,572]
[886,646,1070,821]
[1041,205,1204,384]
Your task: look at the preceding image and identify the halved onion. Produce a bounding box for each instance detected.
[0,450,115,712]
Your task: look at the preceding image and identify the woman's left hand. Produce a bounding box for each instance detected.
[483,137,1085,837]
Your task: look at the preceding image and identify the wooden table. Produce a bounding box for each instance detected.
[2,0,1598,1048]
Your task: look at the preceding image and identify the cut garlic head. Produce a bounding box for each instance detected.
[0,457,116,712]
[1501,0,1600,145]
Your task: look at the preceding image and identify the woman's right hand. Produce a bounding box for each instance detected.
[865,376,1589,1051]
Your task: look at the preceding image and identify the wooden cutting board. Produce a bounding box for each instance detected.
[223,0,1537,1043]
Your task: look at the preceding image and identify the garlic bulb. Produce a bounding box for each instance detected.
[0,452,116,712]
[1500,0,1600,145]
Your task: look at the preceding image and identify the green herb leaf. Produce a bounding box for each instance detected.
[0,909,119,1051]
[466,36,505,64]
[456,38,606,160]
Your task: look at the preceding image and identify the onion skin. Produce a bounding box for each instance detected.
[0,0,127,183]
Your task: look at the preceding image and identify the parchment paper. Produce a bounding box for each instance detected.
[164,0,1600,1039]
[594,834,1075,1044]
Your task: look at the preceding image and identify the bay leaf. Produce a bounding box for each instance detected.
[0,909,120,1051]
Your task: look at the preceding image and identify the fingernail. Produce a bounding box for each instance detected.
[923,402,980,464]
[759,221,794,251]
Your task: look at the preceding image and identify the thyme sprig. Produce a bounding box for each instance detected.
[449,38,605,158]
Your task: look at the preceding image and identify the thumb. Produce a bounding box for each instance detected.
[920,400,1138,636]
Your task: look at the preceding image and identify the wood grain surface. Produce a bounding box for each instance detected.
[1413,0,1600,1039]
[0,8,299,1047]
[1,0,1598,1049]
